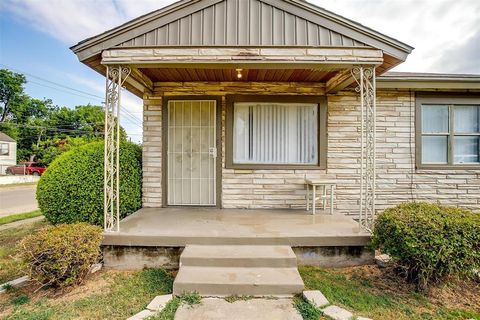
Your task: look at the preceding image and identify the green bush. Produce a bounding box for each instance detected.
[372,202,480,290]
[37,141,142,226]
[19,223,102,288]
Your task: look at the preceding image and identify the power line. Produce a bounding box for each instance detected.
[1,63,104,100]
[2,63,144,127]
[21,80,143,129]
[28,80,104,102]
[4,122,105,135]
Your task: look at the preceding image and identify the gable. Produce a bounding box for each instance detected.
[72,0,412,62]
[118,0,366,47]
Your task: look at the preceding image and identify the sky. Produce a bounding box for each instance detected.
[1,0,479,142]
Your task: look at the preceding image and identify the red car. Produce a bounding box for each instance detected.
[6,162,47,176]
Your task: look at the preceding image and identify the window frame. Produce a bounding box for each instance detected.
[225,95,327,170]
[0,143,9,156]
[416,94,480,170]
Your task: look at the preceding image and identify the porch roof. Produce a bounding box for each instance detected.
[71,0,413,97]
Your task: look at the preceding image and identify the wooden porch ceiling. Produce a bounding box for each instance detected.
[140,68,337,82]
[88,47,390,97]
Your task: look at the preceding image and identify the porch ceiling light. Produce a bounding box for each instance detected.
[236,68,243,79]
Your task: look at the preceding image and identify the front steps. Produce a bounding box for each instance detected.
[173,245,304,297]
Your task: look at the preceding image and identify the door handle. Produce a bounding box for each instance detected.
[209,147,217,158]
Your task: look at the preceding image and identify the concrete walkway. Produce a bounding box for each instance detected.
[0,216,44,231]
[174,298,302,320]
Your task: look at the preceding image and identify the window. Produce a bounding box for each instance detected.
[226,96,326,169]
[417,95,480,168]
[0,143,8,156]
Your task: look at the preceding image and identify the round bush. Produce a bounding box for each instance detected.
[372,202,480,290]
[37,141,142,226]
[19,223,103,288]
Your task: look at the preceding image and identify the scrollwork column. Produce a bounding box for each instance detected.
[351,66,376,231]
[104,65,131,232]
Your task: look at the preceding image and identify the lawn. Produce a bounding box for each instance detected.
[0,269,174,320]
[0,220,178,320]
[1,222,478,320]
[0,210,43,226]
[299,266,480,320]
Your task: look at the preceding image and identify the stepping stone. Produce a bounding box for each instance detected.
[147,294,172,311]
[127,309,155,320]
[303,290,329,308]
[174,297,302,320]
[89,263,102,274]
[357,317,372,320]
[375,254,391,268]
[322,305,354,320]
[0,276,29,293]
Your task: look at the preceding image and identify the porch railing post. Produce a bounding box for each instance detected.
[104,65,131,232]
[352,66,376,232]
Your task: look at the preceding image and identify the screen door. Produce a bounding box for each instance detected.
[167,100,217,205]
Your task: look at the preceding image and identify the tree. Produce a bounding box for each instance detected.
[0,68,128,164]
[0,69,27,122]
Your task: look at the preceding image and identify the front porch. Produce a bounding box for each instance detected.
[102,208,373,270]
[103,207,370,247]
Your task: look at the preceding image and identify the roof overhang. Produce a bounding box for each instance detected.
[378,73,480,90]
[70,0,415,97]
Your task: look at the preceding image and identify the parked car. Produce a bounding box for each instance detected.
[6,162,47,176]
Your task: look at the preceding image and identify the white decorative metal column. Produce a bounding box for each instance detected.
[352,66,376,231]
[104,65,130,232]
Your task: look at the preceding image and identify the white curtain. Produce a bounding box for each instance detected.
[421,105,448,163]
[233,103,318,164]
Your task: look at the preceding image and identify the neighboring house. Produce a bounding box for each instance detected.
[71,0,479,285]
[0,132,16,175]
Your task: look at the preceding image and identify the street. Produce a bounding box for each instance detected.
[0,184,38,217]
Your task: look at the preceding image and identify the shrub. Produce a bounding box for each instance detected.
[372,202,480,290]
[18,223,102,288]
[37,141,142,226]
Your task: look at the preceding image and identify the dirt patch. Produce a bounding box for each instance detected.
[0,269,134,316]
[429,278,480,311]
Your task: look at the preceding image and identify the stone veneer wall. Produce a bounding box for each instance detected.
[142,83,480,215]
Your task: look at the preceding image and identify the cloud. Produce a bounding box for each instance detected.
[311,0,480,73]
[1,0,176,45]
[427,29,480,74]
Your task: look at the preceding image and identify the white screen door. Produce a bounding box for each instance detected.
[167,100,217,205]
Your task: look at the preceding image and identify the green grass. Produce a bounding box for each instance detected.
[2,268,174,320]
[299,266,480,320]
[149,292,201,320]
[293,296,322,320]
[0,220,48,284]
[0,210,43,226]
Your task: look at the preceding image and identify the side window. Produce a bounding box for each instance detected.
[418,97,480,168]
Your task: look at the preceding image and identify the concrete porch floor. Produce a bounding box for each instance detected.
[103,208,370,247]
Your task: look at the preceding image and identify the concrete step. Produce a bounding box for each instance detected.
[180,245,297,268]
[173,266,304,297]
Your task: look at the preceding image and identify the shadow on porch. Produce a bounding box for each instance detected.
[102,207,370,247]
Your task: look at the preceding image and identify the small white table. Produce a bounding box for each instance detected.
[305,179,336,215]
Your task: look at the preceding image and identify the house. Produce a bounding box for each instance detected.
[0,132,16,175]
[71,0,479,296]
